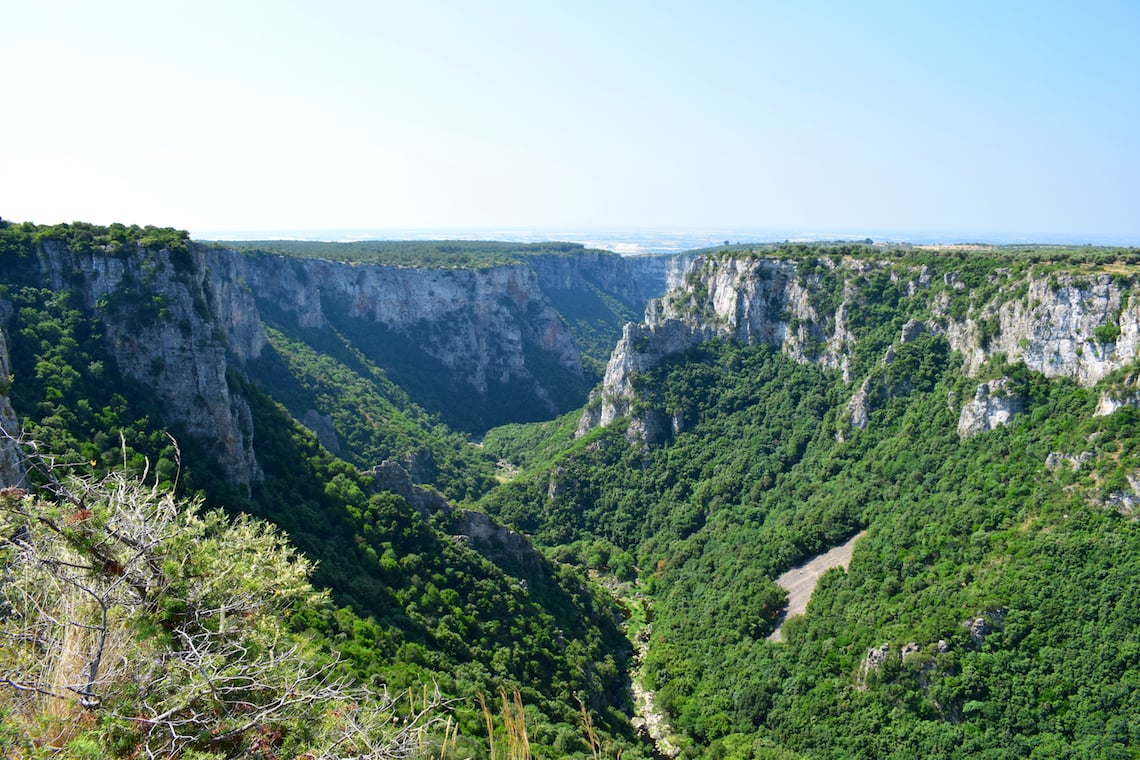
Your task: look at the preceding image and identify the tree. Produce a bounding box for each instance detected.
[0,454,449,758]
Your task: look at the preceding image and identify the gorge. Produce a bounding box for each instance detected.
[2,221,1140,758]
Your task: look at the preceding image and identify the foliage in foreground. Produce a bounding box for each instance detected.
[0,466,450,759]
[0,225,642,757]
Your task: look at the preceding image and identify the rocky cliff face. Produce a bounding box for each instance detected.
[35,241,264,485]
[0,313,26,488]
[580,255,859,433]
[623,253,695,304]
[525,251,645,306]
[224,245,662,432]
[945,272,1140,386]
[582,253,1140,438]
[956,378,1026,438]
[14,238,650,485]
[247,253,583,397]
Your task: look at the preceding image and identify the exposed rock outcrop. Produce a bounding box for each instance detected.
[860,643,892,685]
[580,256,842,434]
[233,252,583,400]
[0,315,26,488]
[369,460,545,576]
[623,252,696,303]
[964,608,1007,646]
[1103,473,1140,518]
[845,381,873,430]
[368,460,452,519]
[957,378,1026,439]
[582,254,1140,440]
[1045,450,1093,471]
[946,273,1140,386]
[36,241,263,486]
[450,510,546,578]
[1094,373,1140,416]
[525,251,645,306]
[302,410,341,455]
[14,238,653,485]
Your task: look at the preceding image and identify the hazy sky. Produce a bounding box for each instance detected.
[3,1,1138,240]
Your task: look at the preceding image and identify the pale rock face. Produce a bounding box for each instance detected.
[1103,472,1140,518]
[948,273,1140,385]
[1095,389,1140,416]
[1091,374,1140,417]
[526,251,645,304]
[900,319,926,343]
[584,257,803,433]
[583,256,868,436]
[36,242,263,486]
[860,643,892,685]
[956,378,1025,439]
[624,253,697,303]
[198,248,269,363]
[584,254,1140,440]
[846,379,873,430]
[0,316,26,487]
[230,252,584,401]
[25,240,642,486]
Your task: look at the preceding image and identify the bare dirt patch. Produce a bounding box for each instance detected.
[768,530,866,642]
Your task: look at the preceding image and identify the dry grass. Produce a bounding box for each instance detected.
[478,688,530,760]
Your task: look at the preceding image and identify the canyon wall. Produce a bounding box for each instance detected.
[581,254,1140,437]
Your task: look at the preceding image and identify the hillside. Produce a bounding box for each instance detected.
[3,220,1140,758]
[482,243,1140,757]
[0,220,654,758]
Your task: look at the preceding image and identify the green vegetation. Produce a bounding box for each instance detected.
[210,239,592,268]
[481,333,1140,758]
[0,222,646,758]
[248,324,498,501]
[5,220,1140,757]
[0,469,449,759]
[1,219,189,263]
[694,240,1140,268]
[542,285,642,379]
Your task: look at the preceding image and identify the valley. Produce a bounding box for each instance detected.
[2,220,1140,758]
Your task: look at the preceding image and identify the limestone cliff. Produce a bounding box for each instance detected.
[9,236,654,485]
[944,271,1140,386]
[35,241,263,485]
[582,252,1140,438]
[224,244,665,432]
[0,312,26,488]
[235,252,582,402]
[580,255,859,433]
[956,378,1026,438]
[525,250,644,307]
[623,253,695,304]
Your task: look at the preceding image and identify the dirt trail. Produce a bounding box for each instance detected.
[768,530,865,643]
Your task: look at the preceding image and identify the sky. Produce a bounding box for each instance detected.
[2,1,1138,242]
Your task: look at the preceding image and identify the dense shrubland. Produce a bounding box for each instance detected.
[480,326,1140,758]
[4,219,1140,757]
[0,465,452,759]
[0,221,646,758]
[210,239,591,268]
